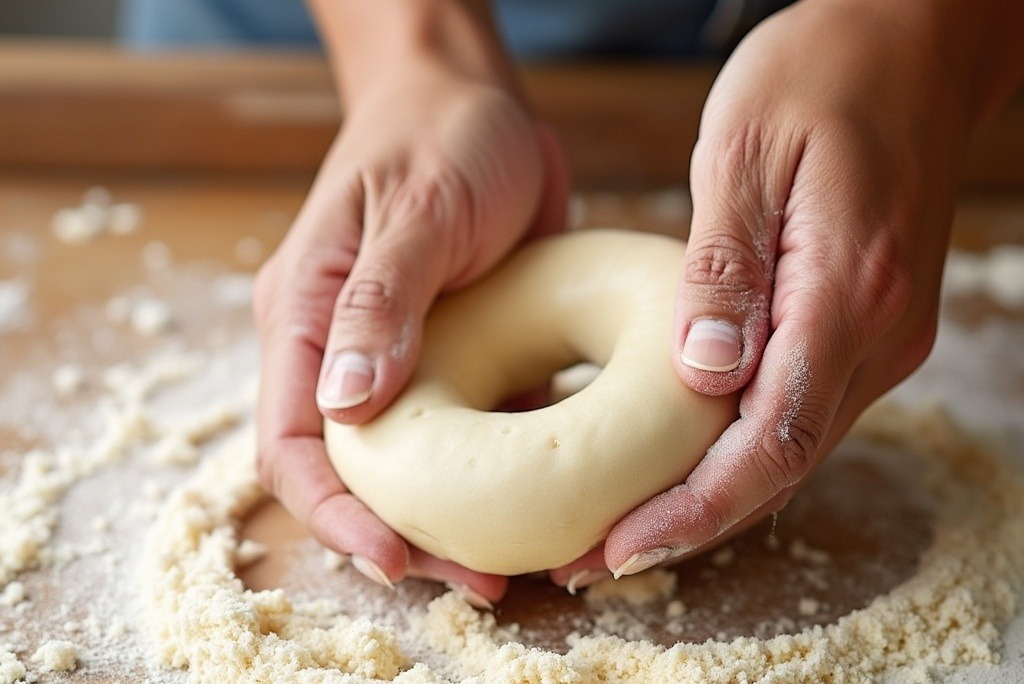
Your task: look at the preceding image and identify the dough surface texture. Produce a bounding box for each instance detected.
[325,229,739,574]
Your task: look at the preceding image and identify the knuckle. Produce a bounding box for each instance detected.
[333,269,402,327]
[695,119,766,181]
[684,232,768,298]
[754,412,823,491]
[860,236,914,325]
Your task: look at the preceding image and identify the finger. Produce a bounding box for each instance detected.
[606,319,844,576]
[315,184,451,424]
[525,122,571,240]
[673,126,802,396]
[548,546,610,594]
[406,547,510,609]
[606,228,910,576]
[255,259,410,585]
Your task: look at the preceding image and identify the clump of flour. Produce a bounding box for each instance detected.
[132,399,1024,683]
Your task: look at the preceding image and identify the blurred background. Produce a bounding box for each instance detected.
[0,1,121,39]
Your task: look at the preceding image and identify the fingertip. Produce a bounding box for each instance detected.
[317,350,375,412]
[674,311,768,397]
[680,318,742,373]
[407,548,509,606]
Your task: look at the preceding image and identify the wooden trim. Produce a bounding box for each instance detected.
[1,40,1022,189]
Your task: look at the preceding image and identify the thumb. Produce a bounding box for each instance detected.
[674,139,785,397]
[316,227,446,425]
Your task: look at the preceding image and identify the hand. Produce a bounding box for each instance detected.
[552,0,1013,589]
[254,56,569,603]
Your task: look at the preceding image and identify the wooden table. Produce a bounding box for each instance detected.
[1,41,1023,682]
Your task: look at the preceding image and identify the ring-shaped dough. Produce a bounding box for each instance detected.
[325,229,739,575]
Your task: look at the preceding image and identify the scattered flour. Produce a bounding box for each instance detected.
[130,298,174,337]
[0,648,25,684]
[0,280,29,332]
[51,364,86,398]
[3,220,1024,683]
[51,187,142,243]
[133,400,1024,684]
[0,582,26,608]
[584,569,678,607]
[945,246,1024,309]
[31,639,79,673]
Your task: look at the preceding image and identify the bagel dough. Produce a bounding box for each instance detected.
[325,230,739,575]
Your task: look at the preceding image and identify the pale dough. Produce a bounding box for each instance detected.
[325,229,739,575]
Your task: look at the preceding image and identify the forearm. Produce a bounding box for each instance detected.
[305,0,523,107]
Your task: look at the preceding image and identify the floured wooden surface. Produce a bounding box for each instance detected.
[1,175,1024,682]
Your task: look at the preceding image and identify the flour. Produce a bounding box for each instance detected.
[130,397,1024,684]
[31,640,78,673]
[51,187,142,244]
[0,280,29,332]
[0,648,25,684]
[944,246,1024,309]
[3,226,1024,683]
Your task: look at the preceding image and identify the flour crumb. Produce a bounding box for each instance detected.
[149,434,199,466]
[52,206,106,244]
[788,538,831,565]
[104,296,132,324]
[0,280,29,332]
[31,640,78,673]
[0,582,26,607]
[585,568,677,607]
[797,597,821,616]
[710,545,737,568]
[324,549,349,571]
[234,539,268,569]
[213,273,254,309]
[0,648,25,684]
[51,188,141,244]
[945,245,1024,309]
[665,599,686,619]
[130,298,173,337]
[52,364,86,397]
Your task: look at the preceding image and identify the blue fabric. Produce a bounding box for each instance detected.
[493,0,718,58]
[119,0,790,58]
[120,0,319,49]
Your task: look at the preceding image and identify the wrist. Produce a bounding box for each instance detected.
[307,0,524,108]
[816,0,1024,131]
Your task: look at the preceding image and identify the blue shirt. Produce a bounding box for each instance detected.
[120,0,793,59]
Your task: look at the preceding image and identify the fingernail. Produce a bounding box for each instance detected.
[566,569,609,595]
[681,319,741,372]
[446,582,494,611]
[351,554,394,590]
[612,547,672,579]
[318,351,375,409]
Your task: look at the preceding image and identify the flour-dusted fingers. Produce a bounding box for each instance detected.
[314,196,449,425]
[406,547,510,609]
[253,246,411,586]
[548,546,609,594]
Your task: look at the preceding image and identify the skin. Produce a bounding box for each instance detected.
[254,0,1024,603]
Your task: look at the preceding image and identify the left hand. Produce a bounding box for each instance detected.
[551,0,983,590]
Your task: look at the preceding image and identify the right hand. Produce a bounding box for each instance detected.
[253,57,569,605]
